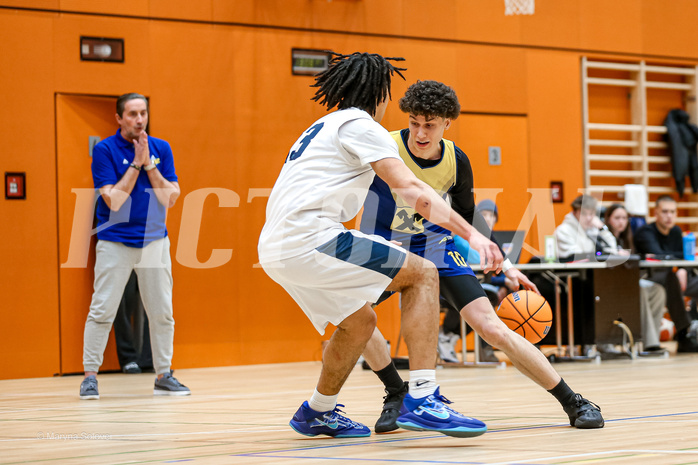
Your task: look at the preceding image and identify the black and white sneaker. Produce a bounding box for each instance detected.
[122,362,141,374]
[563,394,604,428]
[375,381,408,433]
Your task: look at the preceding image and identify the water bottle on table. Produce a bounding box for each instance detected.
[683,232,696,261]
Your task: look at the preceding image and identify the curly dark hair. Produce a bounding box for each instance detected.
[398,80,460,120]
[311,51,406,116]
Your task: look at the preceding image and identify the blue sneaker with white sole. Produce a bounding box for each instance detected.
[289,401,371,438]
[396,387,487,438]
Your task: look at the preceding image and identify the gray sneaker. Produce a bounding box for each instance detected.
[154,371,190,396]
[80,375,99,400]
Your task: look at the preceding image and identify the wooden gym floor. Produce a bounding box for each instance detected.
[1,350,697,464]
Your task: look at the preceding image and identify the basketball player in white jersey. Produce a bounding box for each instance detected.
[258,52,502,438]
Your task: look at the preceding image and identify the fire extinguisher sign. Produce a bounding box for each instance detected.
[5,172,26,200]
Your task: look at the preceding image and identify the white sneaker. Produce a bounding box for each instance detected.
[596,343,620,354]
[438,332,460,363]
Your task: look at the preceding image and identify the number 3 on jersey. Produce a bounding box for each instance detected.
[287,122,324,162]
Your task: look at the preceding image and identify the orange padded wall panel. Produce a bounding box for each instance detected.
[58,0,147,16]
[526,50,586,252]
[0,9,60,379]
[642,1,698,58]
[1,0,698,378]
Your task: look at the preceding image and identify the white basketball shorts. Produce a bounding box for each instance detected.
[260,229,407,334]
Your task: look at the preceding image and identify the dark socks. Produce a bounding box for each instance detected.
[548,378,577,407]
[374,361,405,392]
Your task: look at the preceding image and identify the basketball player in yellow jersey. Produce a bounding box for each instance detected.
[359,80,605,432]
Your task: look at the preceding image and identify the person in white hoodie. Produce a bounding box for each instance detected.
[555,195,666,354]
[555,195,617,259]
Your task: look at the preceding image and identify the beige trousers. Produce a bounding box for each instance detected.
[83,237,175,375]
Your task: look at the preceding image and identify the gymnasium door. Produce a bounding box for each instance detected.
[457,114,538,260]
[55,94,120,374]
[458,114,529,226]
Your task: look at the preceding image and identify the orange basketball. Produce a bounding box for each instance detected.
[496,290,552,344]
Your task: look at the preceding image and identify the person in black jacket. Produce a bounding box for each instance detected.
[664,109,698,197]
[634,195,698,352]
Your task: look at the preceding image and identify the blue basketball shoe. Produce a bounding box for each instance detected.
[396,387,487,438]
[289,401,371,438]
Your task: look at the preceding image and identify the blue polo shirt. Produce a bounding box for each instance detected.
[91,129,178,248]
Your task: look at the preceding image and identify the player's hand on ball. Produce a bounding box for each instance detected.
[504,268,540,295]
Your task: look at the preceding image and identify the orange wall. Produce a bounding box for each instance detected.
[1,0,697,379]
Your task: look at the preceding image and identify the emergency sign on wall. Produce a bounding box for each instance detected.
[5,172,26,200]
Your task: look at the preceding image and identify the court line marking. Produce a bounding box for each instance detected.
[229,410,698,458]
[234,448,698,465]
[233,455,532,465]
[2,410,695,443]
[2,413,695,464]
[0,428,292,442]
[475,448,698,465]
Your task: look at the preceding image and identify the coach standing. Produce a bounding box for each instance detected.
[79,93,190,399]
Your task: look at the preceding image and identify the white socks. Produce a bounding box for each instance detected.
[308,370,437,412]
[308,389,338,413]
[409,369,437,399]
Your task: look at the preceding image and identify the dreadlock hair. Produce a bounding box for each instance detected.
[311,51,406,116]
[398,80,460,120]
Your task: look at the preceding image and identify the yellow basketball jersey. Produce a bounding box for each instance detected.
[389,130,458,235]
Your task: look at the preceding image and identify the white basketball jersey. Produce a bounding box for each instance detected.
[258,108,400,262]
